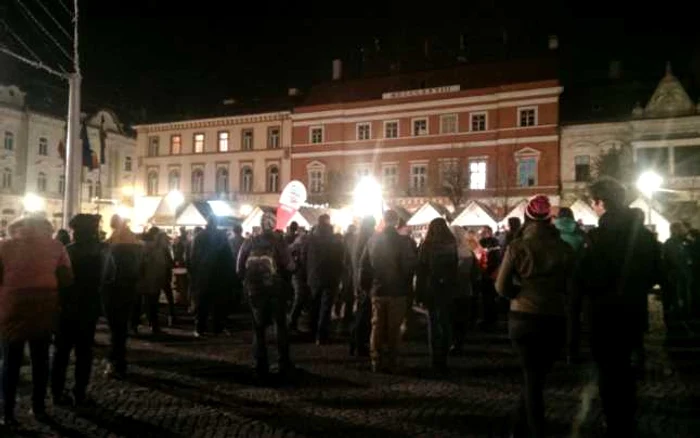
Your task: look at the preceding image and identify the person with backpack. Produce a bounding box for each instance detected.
[416,218,459,374]
[450,225,481,355]
[237,211,295,378]
[102,214,144,380]
[52,214,105,407]
[496,195,575,438]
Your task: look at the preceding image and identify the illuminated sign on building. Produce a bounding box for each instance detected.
[382,85,460,100]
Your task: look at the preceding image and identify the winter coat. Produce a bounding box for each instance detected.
[0,221,72,341]
[304,224,344,291]
[190,227,235,295]
[457,251,481,297]
[554,217,585,252]
[103,228,144,309]
[140,239,169,296]
[237,230,294,286]
[360,227,418,298]
[416,241,459,306]
[62,239,108,321]
[352,229,374,296]
[496,221,575,317]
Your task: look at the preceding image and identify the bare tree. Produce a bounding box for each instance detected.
[438,160,468,210]
[593,144,635,184]
[308,170,352,207]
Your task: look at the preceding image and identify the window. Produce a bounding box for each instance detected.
[242,129,254,151]
[674,146,700,177]
[518,107,537,127]
[147,172,158,196]
[440,114,457,134]
[216,167,229,194]
[86,179,93,199]
[412,118,428,136]
[37,172,47,192]
[168,170,180,191]
[382,165,398,189]
[439,159,460,186]
[267,166,280,193]
[148,136,159,157]
[124,156,132,172]
[517,157,538,187]
[469,159,487,190]
[58,175,65,195]
[574,155,591,182]
[309,169,324,193]
[471,112,487,131]
[240,166,253,193]
[310,126,323,144]
[4,132,14,151]
[171,135,182,154]
[218,131,229,152]
[191,169,204,194]
[193,133,205,153]
[410,163,428,192]
[38,137,48,156]
[2,168,11,189]
[355,166,371,180]
[357,123,371,140]
[384,121,398,139]
[267,127,281,149]
[95,181,102,198]
[636,147,669,173]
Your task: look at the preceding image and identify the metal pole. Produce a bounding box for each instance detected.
[62,73,81,227]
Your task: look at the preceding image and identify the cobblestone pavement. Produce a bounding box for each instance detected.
[3,297,700,437]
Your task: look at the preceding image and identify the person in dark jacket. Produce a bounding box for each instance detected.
[190,217,235,337]
[359,210,417,373]
[102,214,144,380]
[132,228,170,335]
[55,229,71,246]
[478,225,501,330]
[416,218,459,373]
[504,217,522,250]
[337,224,358,331]
[172,227,189,309]
[580,177,660,437]
[496,195,575,438]
[288,229,310,332]
[450,225,481,355]
[237,211,295,378]
[52,214,105,407]
[663,222,694,322]
[228,224,245,312]
[349,216,376,357]
[304,214,344,344]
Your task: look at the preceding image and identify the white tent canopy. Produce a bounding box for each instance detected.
[406,202,446,227]
[175,203,208,227]
[569,199,599,226]
[498,199,527,227]
[241,206,268,234]
[451,201,498,230]
[133,196,162,228]
[630,197,670,242]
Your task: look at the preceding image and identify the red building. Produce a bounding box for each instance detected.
[291,58,562,215]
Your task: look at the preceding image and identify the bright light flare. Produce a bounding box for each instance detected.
[166,190,184,210]
[353,176,383,221]
[239,204,253,217]
[116,205,132,220]
[637,171,663,197]
[23,193,45,212]
[121,185,135,197]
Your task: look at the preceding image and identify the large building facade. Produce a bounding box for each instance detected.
[290,59,562,215]
[134,111,292,213]
[0,85,136,231]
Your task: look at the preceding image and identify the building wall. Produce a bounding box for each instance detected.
[291,80,562,212]
[135,112,291,207]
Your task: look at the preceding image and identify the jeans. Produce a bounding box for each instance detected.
[132,294,160,331]
[309,287,335,342]
[350,294,372,353]
[428,302,452,368]
[370,296,406,370]
[196,289,226,334]
[52,318,98,400]
[2,337,51,417]
[105,302,132,374]
[510,315,565,438]
[250,293,291,373]
[289,276,310,330]
[162,272,176,318]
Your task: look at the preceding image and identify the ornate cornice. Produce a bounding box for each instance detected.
[134,111,291,133]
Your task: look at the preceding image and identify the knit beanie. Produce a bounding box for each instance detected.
[525,195,551,221]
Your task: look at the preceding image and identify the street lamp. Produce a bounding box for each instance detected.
[166,190,184,212]
[23,193,45,213]
[636,170,663,226]
[353,176,383,222]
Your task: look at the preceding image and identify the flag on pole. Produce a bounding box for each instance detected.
[57,125,66,162]
[99,115,107,165]
[80,123,99,170]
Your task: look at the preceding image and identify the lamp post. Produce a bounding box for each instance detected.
[636,170,663,227]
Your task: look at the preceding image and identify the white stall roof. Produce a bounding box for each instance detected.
[451,201,498,230]
[499,199,527,227]
[175,203,208,227]
[406,202,448,227]
[133,196,162,227]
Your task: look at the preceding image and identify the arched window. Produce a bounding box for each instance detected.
[240,166,253,193]
[191,169,204,194]
[2,168,12,189]
[168,170,180,191]
[216,167,229,194]
[124,156,132,172]
[147,172,158,196]
[95,180,102,198]
[267,166,280,193]
[307,161,326,194]
[37,172,47,193]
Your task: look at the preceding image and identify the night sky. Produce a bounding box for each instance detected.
[1,1,700,124]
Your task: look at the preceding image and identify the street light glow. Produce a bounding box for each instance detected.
[239,204,253,217]
[121,185,135,197]
[637,170,663,197]
[166,190,185,211]
[353,176,383,221]
[23,193,45,212]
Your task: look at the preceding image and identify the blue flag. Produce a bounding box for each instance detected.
[80,123,98,170]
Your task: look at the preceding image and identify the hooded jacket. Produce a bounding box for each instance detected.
[304,224,344,291]
[554,217,585,252]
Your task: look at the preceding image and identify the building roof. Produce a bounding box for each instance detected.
[300,57,558,107]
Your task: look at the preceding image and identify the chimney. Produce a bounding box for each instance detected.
[609,60,622,79]
[548,35,559,50]
[332,59,342,80]
[288,88,300,97]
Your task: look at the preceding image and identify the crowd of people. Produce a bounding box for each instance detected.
[0,176,697,437]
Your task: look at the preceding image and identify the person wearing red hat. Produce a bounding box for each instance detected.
[496,194,576,437]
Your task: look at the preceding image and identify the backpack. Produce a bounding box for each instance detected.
[244,236,279,291]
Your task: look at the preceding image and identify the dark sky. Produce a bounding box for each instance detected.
[2,1,700,123]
